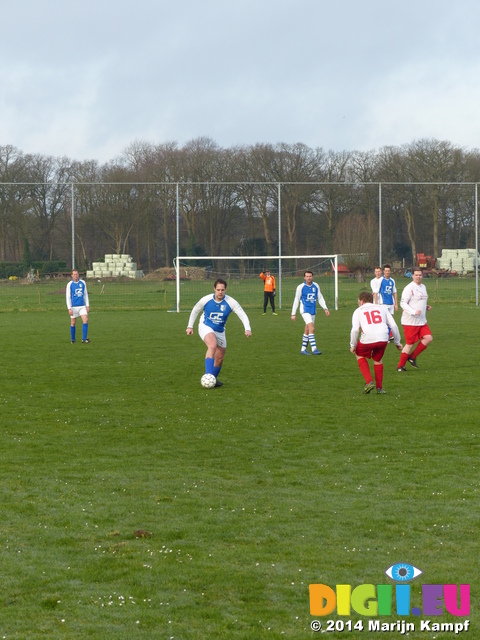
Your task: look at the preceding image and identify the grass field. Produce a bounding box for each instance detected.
[0,283,479,639]
[0,271,478,313]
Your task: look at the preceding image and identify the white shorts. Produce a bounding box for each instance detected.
[383,304,395,315]
[301,312,315,325]
[70,306,88,319]
[199,321,227,348]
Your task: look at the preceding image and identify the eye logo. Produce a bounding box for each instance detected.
[385,563,423,582]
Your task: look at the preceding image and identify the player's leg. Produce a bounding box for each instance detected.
[408,326,432,367]
[212,341,226,387]
[202,332,218,373]
[263,292,268,314]
[397,326,417,370]
[202,328,226,385]
[355,343,374,391]
[306,319,321,355]
[356,355,373,383]
[81,311,89,343]
[386,305,394,340]
[213,345,226,370]
[198,324,218,375]
[70,316,76,343]
[301,316,314,354]
[397,344,413,370]
[372,343,387,391]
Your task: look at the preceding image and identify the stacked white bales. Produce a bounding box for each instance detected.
[436,249,479,274]
[86,254,144,279]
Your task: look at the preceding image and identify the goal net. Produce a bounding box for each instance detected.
[173,255,338,312]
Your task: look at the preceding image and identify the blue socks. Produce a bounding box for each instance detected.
[205,357,215,375]
[205,358,222,378]
[70,326,76,342]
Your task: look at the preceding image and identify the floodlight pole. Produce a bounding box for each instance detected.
[476,183,478,307]
[378,182,382,266]
[278,182,282,309]
[176,182,180,312]
[71,182,75,269]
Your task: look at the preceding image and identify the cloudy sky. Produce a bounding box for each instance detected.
[1,0,479,163]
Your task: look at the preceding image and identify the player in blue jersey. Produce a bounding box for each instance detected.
[378,264,398,340]
[66,269,90,344]
[186,279,252,387]
[291,270,330,355]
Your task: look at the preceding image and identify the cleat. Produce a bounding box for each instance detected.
[388,336,394,342]
[214,380,223,387]
[407,357,418,369]
[71,340,75,344]
[300,350,311,356]
[363,381,375,394]
[82,339,91,344]
[377,388,386,394]
[311,349,322,355]
[272,312,278,315]
[397,366,406,372]
[262,313,266,315]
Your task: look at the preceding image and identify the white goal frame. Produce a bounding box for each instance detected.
[174,255,338,312]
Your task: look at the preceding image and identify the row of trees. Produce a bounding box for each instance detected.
[1,138,479,272]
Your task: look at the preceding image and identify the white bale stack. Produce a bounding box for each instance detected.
[86,254,144,279]
[437,248,479,274]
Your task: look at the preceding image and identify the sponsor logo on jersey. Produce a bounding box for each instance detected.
[208,312,224,324]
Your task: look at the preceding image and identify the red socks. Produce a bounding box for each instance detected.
[411,342,427,359]
[358,357,372,383]
[374,363,384,389]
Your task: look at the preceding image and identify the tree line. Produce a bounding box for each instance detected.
[1,137,479,272]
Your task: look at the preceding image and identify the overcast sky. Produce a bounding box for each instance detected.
[1,0,479,164]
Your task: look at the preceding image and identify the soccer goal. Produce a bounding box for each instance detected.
[173,255,338,312]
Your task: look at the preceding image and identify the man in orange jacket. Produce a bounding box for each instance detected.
[260,269,277,315]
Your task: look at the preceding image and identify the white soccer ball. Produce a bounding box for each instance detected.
[201,374,217,389]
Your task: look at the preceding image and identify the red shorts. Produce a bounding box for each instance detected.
[403,323,432,345]
[356,341,388,362]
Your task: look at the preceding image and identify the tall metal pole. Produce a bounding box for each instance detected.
[476,183,478,307]
[378,182,382,266]
[176,183,180,312]
[71,182,75,269]
[278,182,282,309]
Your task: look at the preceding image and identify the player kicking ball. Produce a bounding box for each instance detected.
[186,278,252,387]
[350,291,402,394]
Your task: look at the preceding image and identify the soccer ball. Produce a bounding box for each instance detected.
[201,374,217,389]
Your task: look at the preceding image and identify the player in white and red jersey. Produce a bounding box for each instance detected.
[370,266,383,304]
[397,268,432,372]
[350,291,402,394]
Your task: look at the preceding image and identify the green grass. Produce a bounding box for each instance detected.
[0,300,478,639]
[0,271,478,313]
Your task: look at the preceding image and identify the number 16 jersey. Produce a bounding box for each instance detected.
[350,303,400,348]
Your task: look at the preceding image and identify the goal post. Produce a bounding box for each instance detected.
[173,255,338,312]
